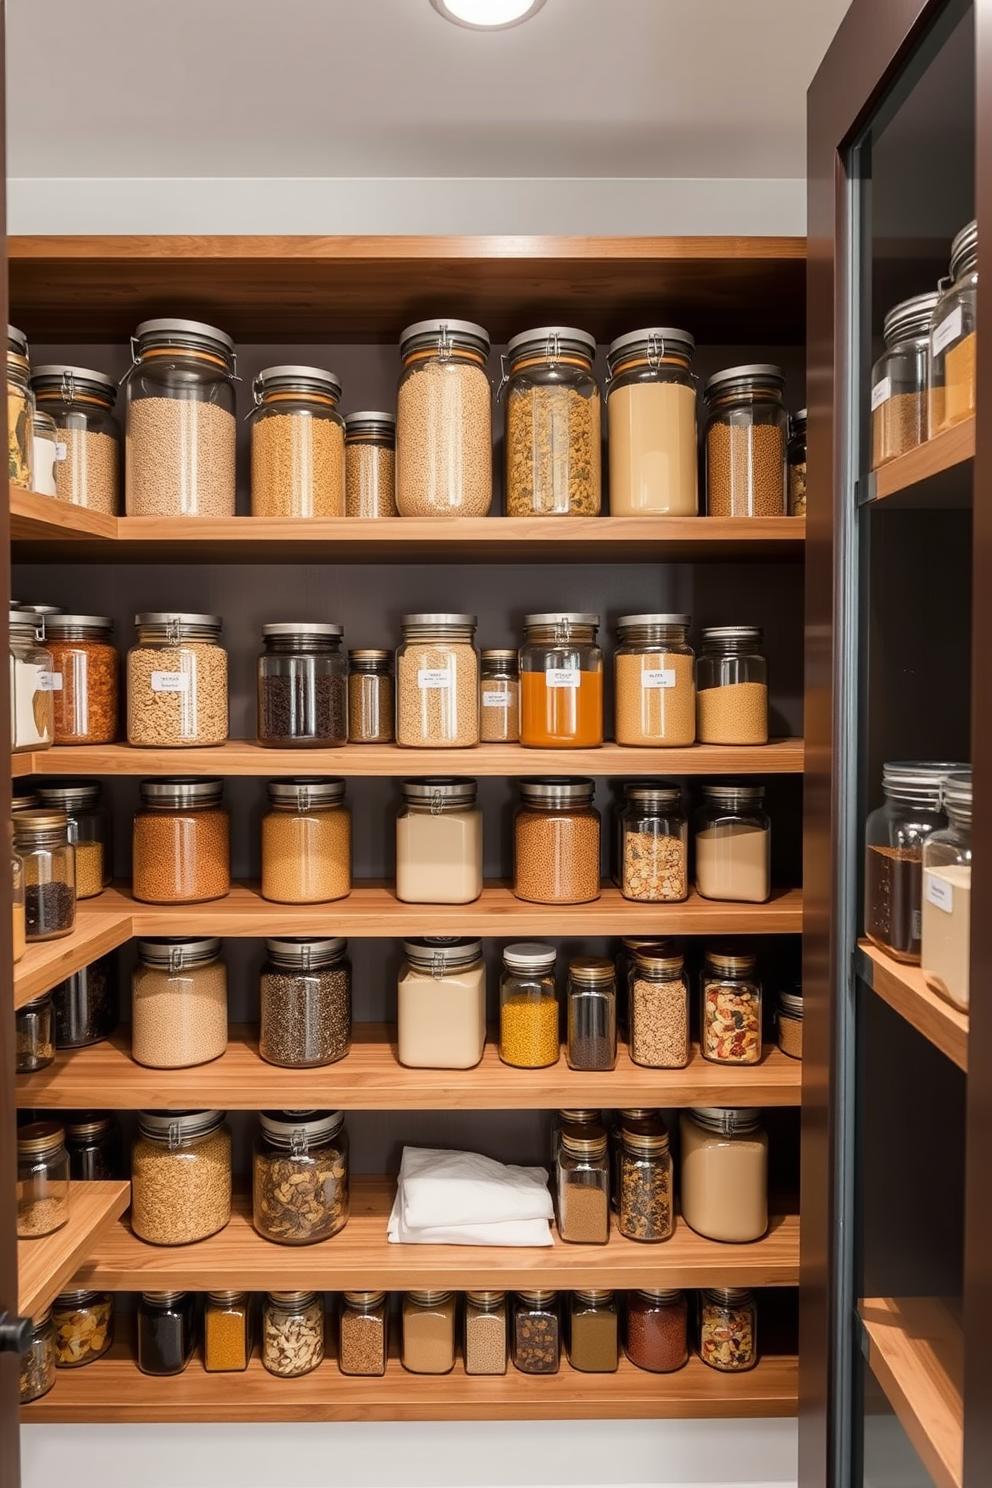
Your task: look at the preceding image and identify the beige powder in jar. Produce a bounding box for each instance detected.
[397,642,479,747]
[345,442,397,517]
[251,412,345,517]
[614,652,695,746]
[695,823,770,902]
[126,398,236,517]
[696,682,768,744]
[480,677,520,742]
[131,1122,232,1245]
[131,953,228,1069]
[127,642,229,747]
[396,361,493,517]
[55,428,119,514]
[630,974,689,1068]
[261,808,352,903]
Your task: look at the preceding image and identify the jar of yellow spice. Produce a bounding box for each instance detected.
[499,942,559,1068]
[204,1290,251,1372]
[37,782,111,900]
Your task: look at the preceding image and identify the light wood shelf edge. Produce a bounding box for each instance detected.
[14,911,134,1010]
[17,1181,130,1321]
[860,1296,963,1488]
[872,419,975,502]
[859,942,968,1071]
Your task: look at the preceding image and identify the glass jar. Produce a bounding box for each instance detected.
[257,622,347,746]
[503,324,601,516]
[864,761,961,963]
[253,1108,349,1245]
[512,1291,560,1374]
[262,1292,324,1377]
[556,1122,610,1244]
[15,995,54,1073]
[261,777,351,903]
[8,325,34,489]
[397,937,486,1069]
[606,327,698,515]
[550,1107,602,1169]
[17,1121,70,1238]
[260,937,352,1068]
[250,364,345,517]
[340,1291,388,1377]
[701,945,763,1064]
[514,777,601,904]
[694,783,771,903]
[45,614,119,746]
[19,1311,56,1404]
[625,1289,688,1373]
[699,1288,758,1372]
[464,1291,507,1376]
[137,1292,196,1376]
[65,1113,122,1182]
[566,958,617,1071]
[703,364,788,517]
[132,777,230,904]
[396,318,492,517]
[776,982,803,1060]
[870,294,938,468]
[12,832,25,964]
[696,626,768,745]
[620,782,687,902]
[610,1109,656,1211]
[32,410,59,497]
[618,1119,673,1243]
[37,781,111,899]
[396,776,482,904]
[679,1107,768,1243]
[787,408,807,515]
[519,612,603,748]
[401,1290,456,1374]
[396,612,479,747]
[52,955,118,1048]
[132,937,228,1069]
[569,1290,619,1373]
[499,941,559,1068]
[14,810,75,941]
[922,771,972,1011]
[614,613,695,747]
[125,317,237,517]
[10,610,56,752]
[345,411,397,517]
[31,363,122,514]
[51,1290,114,1368]
[629,944,690,1069]
[930,219,978,435]
[480,648,520,743]
[128,612,229,747]
[348,649,395,743]
[204,1290,250,1373]
[131,1109,232,1245]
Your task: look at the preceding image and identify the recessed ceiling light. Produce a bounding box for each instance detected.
[430,0,547,30]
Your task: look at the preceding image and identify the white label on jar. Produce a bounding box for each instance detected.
[933,306,964,357]
[483,689,511,706]
[37,671,62,691]
[925,871,954,913]
[55,441,68,461]
[870,377,892,411]
[546,667,580,688]
[151,670,190,693]
[643,668,676,689]
[418,667,451,689]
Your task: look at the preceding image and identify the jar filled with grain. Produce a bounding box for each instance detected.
[503,324,601,516]
[556,1123,610,1243]
[19,1311,56,1404]
[261,777,351,903]
[131,1109,232,1245]
[614,613,695,747]
[870,293,940,468]
[701,945,763,1064]
[921,771,972,1012]
[514,777,601,905]
[625,1289,688,1373]
[396,319,492,516]
[125,317,237,517]
[257,622,347,747]
[348,649,394,743]
[864,761,959,964]
[31,364,121,515]
[53,955,118,1050]
[694,783,771,903]
[132,777,230,903]
[37,781,111,899]
[340,1291,388,1376]
[480,648,519,742]
[499,941,559,1069]
[519,612,603,748]
[260,937,352,1068]
[703,364,788,517]
[566,958,617,1072]
[10,610,55,753]
[606,326,698,515]
[132,937,228,1069]
[695,626,768,745]
[14,810,76,941]
[204,1291,250,1373]
[787,408,807,515]
[65,1113,122,1182]
[253,1109,349,1245]
[680,1108,768,1243]
[776,982,803,1060]
[45,614,119,746]
[398,937,486,1068]
[15,995,54,1073]
[51,1290,114,1369]
[17,1121,70,1238]
[12,832,25,964]
[569,1290,619,1373]
[512,1290,560,1374]
[401,1291,456,1375]
[128,612,229,747]
[250,364,345,517]
[396,612,479,747]
[396,777,482,904]
[345,411,397,517]
[930,220,977,435]
[8,326,34,490]
[618,1118,673,1243]
[629,944,690,1069]
[137,1292,196,1376]
[620,782,687,902]
[262,1292,325,1378]
[464,1291,507,1376]
[699,1288,758,1372]
[32,410,59,497]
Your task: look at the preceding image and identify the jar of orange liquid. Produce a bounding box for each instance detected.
[519,613,603,748]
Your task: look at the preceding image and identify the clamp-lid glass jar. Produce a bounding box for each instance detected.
[401,1290,457,1375]
[345,411,397,517]
[694,782,771,903]
[204,1290,250,1373]
[519,612,603,748]
[922,771,972,1011]
[396,318,492,516]
[870,294,939,468]
[253,1108,349,1245]
[339,1290,388,1376]
[32,410,59,497]
[930,219,978,434]
[397,936,486,1069]
[700,1288,758,1372]
[569,1290,619,1373]
[37,781,111,899]
[128,612,229,747]
[514,777,601,904]
[464,1290,507,1376]
[480,648,520,743]
[396,776,482,904]
[137,1292,196,1376]
[131,1109,232,1245]
[10,609,56,753]
[566,957,617,1072]
[348,649,395,743]
[606,327,698,515]
[132,937,228,1069]
[52,1289,114,1368]
[250,364,345,517]
[12,829,25,963]
[788,407,807,515]
[703,364,788,516]
[614,613,695,747]
[19,1311,56,1404]
[133,777,231,903]
[397,612,479,747]
[14,809,76,941]
[776,982,803,1060]
[8,324,34,489]
[65,1112,122,1182]
[262,1292,324,1377]
[125,317,237,517]
[261,777,351,903]
[257,622,347,747]
[679,1107,768,1242]
[503,325,601,516]
[499,941,559,1068]
[620,781,687,902]
[701,945,763,1064]
[512,1290,560,1374]
[864,761,962,963]
[695,626,768,745]
[260,936,352,1068]
[45,614,119,746]
[629,943,690,1069]
[31,364,121,514]
[15,995,54,1073]
[18,1121,70,1238]
[625,1288,688,1373]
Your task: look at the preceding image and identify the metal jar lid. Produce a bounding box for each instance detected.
[503,942,557,973]
[481,648,518,663]
[262,622,343,640]
[704,944,758,974]
[401,612,477,628]
[407,1290,454,1305]
[142,1291,188,1306]
[507,325,596,361]
[699,625,763,645]
[560,1122,608,1158]
[688,1107,762,1135]
[31,365,118,406]
[9,609,47,633]
[942,770,972,819]
[207,1291,248,1306]
[703,363,786,399]
[574,1289,615,1306]
[568,956,615,986]
[518,777,595,806]
[700,782,765,806]
[265,937,347,967]
[778,985,804,1019]
[19,994,52,1013]
[636,1288,684,1305]
[33,410,58,436]
[44,614,114,639]
[881,761,966,805]
[882,291,941,347]
[703,1287,755,1306]
[64,1113,116,1141]
[633,945,685,977]
[403,937,483,972]
[523,612,599,629]
[349,649,393,666]
[399,319,490,356]
[135,611,222,635]
[466,1290,505,1306]
[137,1110,225,1143]
[133,318,235,361]
[139,777,225,809]
[617,612,691,632]
[949,218,978,279]
[12,791,40,812]
[516,1290,557,1306]
[344,1291,387,1307]
[402,777,477,807]
[137,937,222,969]
[267,1291,320,1307]
[17,1121,65,1157]
[37,782,103,812]
[621,1119,670,1155]
[345,411,396,432]
[54,1289,105,1308]
[8,324,28,357]
[607,327,695,367]
[253,365,341,401]
[259,1109,345,1146]
[558,1109,601,1125]
[618,1108,656,1123]
[624,782,682,809]
[12,809,70,840]
[266,777,346,808]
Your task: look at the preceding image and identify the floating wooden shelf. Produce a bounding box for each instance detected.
[858,942,967,1072]
[17,1181,130,1321]
[860,1296,963,1488]
[13,907,134,1011]
[870,418,974,506]
[10,485,117,544]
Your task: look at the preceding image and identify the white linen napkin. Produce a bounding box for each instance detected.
[397,1145,554,1229]
[386,1189,553,1247]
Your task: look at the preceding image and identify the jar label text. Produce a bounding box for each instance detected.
[870,377,892,411]
[545,667,581,688]
[151,671,190,693]
[642,668,677,689]
[37,671,63,691]
[483,690,511,706]
[933,306,964,357]
[925,870,954,914]
[417,667,452,689]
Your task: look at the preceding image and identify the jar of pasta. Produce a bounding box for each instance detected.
[127,612,228,747]
[348,649,394,743]
[37,782,111,899]
[257,622,347,747]
[480,649,519,742]
[250,364,345,517]
[700,945,763,1065]
[396,612,479,747]
[396,319,492,516]
[695,626,768,745]
[8,325,34,490]
[514,777,601,904]
[870,294,938,468]
[345,411,397,517]
[519,612,603,748]
[131,1109,232,1246]
[31,364,121,514]
[620,782,687,902]
[606,327,698,515]
[132,777,230,904]
[45,614,119,746]
[132,937,228,1069]
[614,613,695,746]
[930,219,977,434]
[703,365,787,517]
[503,325,601,515]
[261,777,351,903]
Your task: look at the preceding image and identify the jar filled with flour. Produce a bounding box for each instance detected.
[693,783,770,903]
[606,327,698,515]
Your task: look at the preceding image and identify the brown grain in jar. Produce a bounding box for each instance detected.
[513,777,600,904]
[31,364,121,515]
[348,649,395,743]
[703,365,787,518]
[345,412,397,517]
[250,365,345,517]
[132,777,230,904]
[127,612,228,748]
[261,778,351,903]
[131,1109,232,1246]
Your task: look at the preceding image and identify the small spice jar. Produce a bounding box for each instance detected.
[401,1290,457,1375]
[253,1108,349,1245]
[37,781,111,899]
[556,1121,610,1244]
[340,1291,388,1377]
[32,410,59,497]
[930,219,978,435]
[629,944,690,1069]
[703,364,788,517]
[870,294,939,468]
[694,782,771,903]
[45,614,119,746]
[396,612,480,747]
[345,411,397,517]
[776,982,803,1059]
[566,957,617,1072]
[131,1109,232,1246]
[614,613,695,747]
[620,781,687,902]
[397,937,486,1069]
[52,956,118,1049]
[348,649,395,742]
[31,363,121,514]
[261,777,351,903]
[250,364,345,517]
[204,1290,251,1373]
[696,626,768,745]
[10,609,56,752]
[503,325,601,516]
[12,830,25,964]
[396,318,492,517]
[550,1107,602,1169]
[864,761,960,964]
[787,408,807,515]
[569,1290,619,1373]
[132,937,228,1069]
[480,648,520,742]
[128,612,229,747]
[499,941,559,1069]
[396,777,482,904]
[699,1288,758,1372]
[514,777,601,905]
[137,1292,196,1376]
[65,1113,121,1182]
[519,612,603,748]
[15,995,54,1073]
[701,945,763,1064]
[260,937,352,1068]
[51,1290,114,1368]
[618,1118,674,1243]
[17,1121,70,1238]
[512,1291,560,1375]
[606,327,698,515]
[922,770,972,1011]
[133,777,231,904]
[19,1311,56,1404]
[610,1108,655,1211]
[464,1291,507,1376]
[679,1107,768,1243]
[8,325,35,489]
[262,1292,325,1378]
[625,1289,688,1373]
[257,622,347,747]
[14,810,76,941]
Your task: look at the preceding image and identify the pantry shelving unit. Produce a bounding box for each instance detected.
[16,1182,130,1321]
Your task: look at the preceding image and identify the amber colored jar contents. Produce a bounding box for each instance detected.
[132,778,230,904]
[401,1291,456,1374]
[46,615,119,745]
[569,1290,619,1373]
[513,778,601,905]
[261,778,351,903]
[204,1291,250,1372]
[625,1289,688,1373]
[519,613,602,748]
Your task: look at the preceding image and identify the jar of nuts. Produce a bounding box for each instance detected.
[44,614,120,746]
[396,319,492,517]
[132,777,230,904]
[51,1289,114,1368]
[629,944,689,1069]
[31,364,122,515]
[253,1108,350,1245]
[617,1118,674,1244]
[513,777,601,905]
[259,937,352,1069]
[619,781,687,903]
[128,612,229,747]
[502,325,601,516]
[37,781,111,900]
[250,364,345,517]
[396,613,479,748]
[261,777,351,903]
[132,937,228,1069]
[703,364,788,517]
[345,411,397,517]
[699,1287,758,1372]
[262,1292,325,1378]
[131,1109,232,1246]
[700,946,763,1066]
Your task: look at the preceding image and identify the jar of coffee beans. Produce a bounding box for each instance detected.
[261,778,351,903]
[14,809,76,941]
[256,622,347,747]
[132,778,230,904]
[253,1109,349,1245]
[259,937,351,1068]
[250,364,345,517]
[131,1109,232,1246]
[703,364,788,517]
[128,612,228,747]
[396,319,492,517]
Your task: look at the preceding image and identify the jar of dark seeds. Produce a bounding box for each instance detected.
[15,995,54,1072]
[253,1108,349,1245]
[348,649,394,743]
[52,955,118,1048]
[18,1121,70,1238]
[14,809,76,941]
[259,937,352,1068]
[512,1290,560,1375]
[37,781,112,899]
[556,1122,610,1244]
[65,1112,122,1181]
[618,1117,674,1243]
[137,1291,196,1376]
[257,622,347,747]
[565,957,617,1071]
[19,1310,56,1403]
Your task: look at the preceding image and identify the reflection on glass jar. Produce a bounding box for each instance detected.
[345,412,397,517]
[18,1121,70,1238]
[45,614,119,746]
[396,319,492,517]
[921,771,972,1012]
[864,761,961,964]
[257,622,347,747]
[31,363,121,514]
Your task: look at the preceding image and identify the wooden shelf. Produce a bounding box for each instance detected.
[858,942,968,1072]
[870,418,974,506]
[10,485,117,544]
[17,1181,130,1321]
[860,1296,963,1488]
[14,907,133,1011]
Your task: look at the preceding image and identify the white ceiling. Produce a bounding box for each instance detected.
[8,0,850,181]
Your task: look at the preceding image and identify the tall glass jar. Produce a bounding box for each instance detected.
[699,1288,758,1372]
[260,937,351,1068]
[629,944,690,1069]
[19,1311,56,1404]
[137,1292,196,1376]
[679,1107,768,1242]
[10,609,56,752]
[53,955,118,1049]
[566,958,617,1072]
[257,622,347,747]
[787,408,807,515]
[339,1291,388,1376]
[696,626,768,745]
[132,777,230,904]
[15,995,54,1073]
[625,1288,688,1373]
[250,364,345,517]
[14,810,75,941]
[396,319,492,516]
[870,293,939,467]
[17,1121,70,1238]
[922,771,972,1011]
[864,761,961,963]
[125,317,237,517]
[930,219,977,435]
[464,1290,507,1376]
[519,612,603,748]
[503,325,601,515]
[701,945,763,1064]
[204,1290,250,1373]
[262,1292,324,1377]
[694,783,771,903]
[12,830,25,963]
[569,1290,619,1373]
[515,777,601,904]
[253,1108,349,1245]
[348,649,394,743]
[703,364,788,517]
[261,777,351,903]
[131,1109,232,1246]
[37,781,111,899]
[8,325,34,489]
[132,937,228,1069]
[397,937,486,1069]
[396,612,479,747]
[51,1290,114,1368]
[128,612,228,747]
[480,648,520,743]
[31,364,121,514]
[619,782,687,902]
[499,941,559,1069]
[606,327,698,515]
[401,1290,456,1375]
[396,777,482,904]
[618,1119,673,1243]
[345,411,397,517]
[65,1113,122,1182]
[512,1291,560,1374]
[614,613,695,747]
[45,614,119,746]
[32,410,59,497]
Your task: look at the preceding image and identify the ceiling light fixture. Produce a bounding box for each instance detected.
[430,0,547,30]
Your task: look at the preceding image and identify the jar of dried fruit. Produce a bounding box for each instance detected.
[8,325,34,489]
[930,219,978,434]
[619,781,687,902]
[132,777,230,904]
[700,945,763,1065]
[132,937,228,1070]
[606,326,698,515]
[17,1121,70,1238]
[870,293,939,469]
[396,612,479,747]
[259,937,352,1069]
[695,626,768,745]
[502,325,601,516]
[703,364,787,517]
[250,364,345,517]
[345,411,397,517]
[262,1292,324,1378]
[261,777,351,903]
[629,944,689,1069]
[618,1118,673,1243]
[614,613,695,746]
[51,1290,114,1368]
[131,1109,232,1246]
[14,809,76,941]
[396,319,492,516]
[19,1311,56,1404]
[128,612,229,747]
[253,1108,350,1245]
[512,1291,560,1374]
[699,1287,758,1372]
[45,614,119,746]
[37,781,111,900]
[31,364,121,514]
[519,612,603,748]
[513,777,601,905]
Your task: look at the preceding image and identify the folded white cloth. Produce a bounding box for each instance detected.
[397,1146,554,1229]
[387,1189,553,1247]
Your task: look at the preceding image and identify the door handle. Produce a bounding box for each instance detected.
[0,1311,33,1354]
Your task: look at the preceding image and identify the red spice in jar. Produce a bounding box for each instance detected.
[624,1288,687,1372]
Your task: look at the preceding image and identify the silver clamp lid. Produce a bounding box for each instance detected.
[266,777,346,808]
[703,363,785,398]
[261,621,343,639]
[264,936,347,967]
[138,937,221,970]
[688,1107,762,1135]
[402,777,477,811]
[399,318,491,358]
[403,936,482,975]
[606,326,695,369]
